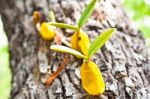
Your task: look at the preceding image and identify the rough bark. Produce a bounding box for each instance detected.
[0,0,150,99]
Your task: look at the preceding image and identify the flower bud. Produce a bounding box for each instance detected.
[71,32,90,55]
[40,22,55,40]
[80,61,105,95]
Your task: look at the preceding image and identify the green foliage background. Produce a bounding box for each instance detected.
[0,16,11,99]
[123,0,150,46]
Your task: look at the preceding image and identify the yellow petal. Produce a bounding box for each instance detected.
[40,22,55,40]
[71,32,80,51]
[78,32,90,56]
[80,61,105,95]
[71,32,90,56]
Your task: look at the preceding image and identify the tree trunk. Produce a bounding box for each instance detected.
[1,0,150,99]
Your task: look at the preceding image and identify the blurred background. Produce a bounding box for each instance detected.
[123,0,150,47]
[0,16,11,99]
[0,0,150,98]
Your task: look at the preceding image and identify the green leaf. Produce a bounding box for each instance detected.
[78,0,97,28]
[49,22,78,31]
[88,28,116,58]
[50,45,86,59]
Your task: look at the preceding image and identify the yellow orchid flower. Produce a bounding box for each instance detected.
[40,22,55,40]
[80,61,105,95]
[49,28,115,95]
[47,0,116,96]
[71,31,90,56]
